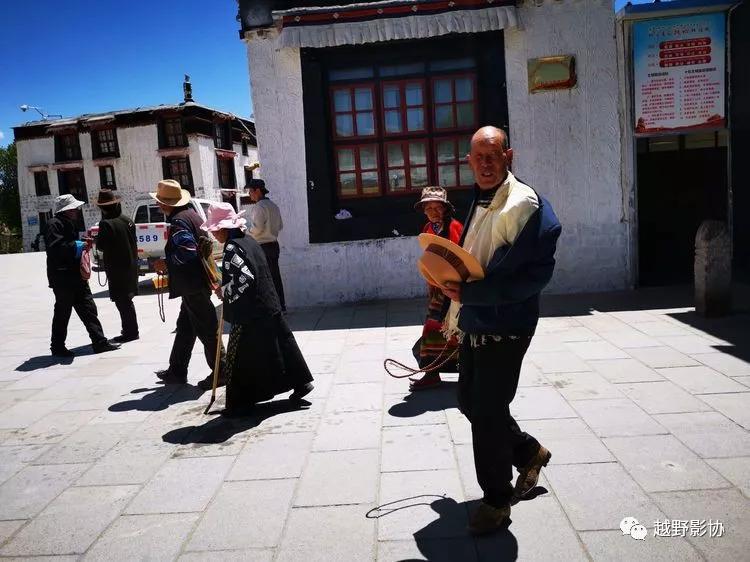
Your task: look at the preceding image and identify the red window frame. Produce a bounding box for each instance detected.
[330,83,378,140]
[434,135,473,189]
[335,143,382,199]
[383,139,429,194]
[380,79,427,137]
[430,74,478,133]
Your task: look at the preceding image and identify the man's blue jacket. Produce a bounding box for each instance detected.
[458,185,562,336]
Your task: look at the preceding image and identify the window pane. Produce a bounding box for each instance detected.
[411,167,428,188]
[359,146,377,170]
[456,103,475,128]
[438,165,457,187]
[387,169,406,192]
[336,115,354,137]
[459,164,474,186]
[455,78,474,102]
[384,110,402,134]
[329,67,374,81]
[150,206,165,223]
[361,172,379,194]
[458,136,471,157]
[339,173,357,195]
[380,62,425,77]
[429,58,476,71]
[334,90,351,112]
[134,205,149,224]
[437,140,456,163]
[354,88,373,110]
[409,142,427,165]
[434,79,452,103]
[383,86,400,109]
[356,112,375,136]
[435,105,454,129]
[387,144,404,167]
[405,83,423,106]
[406,108,424,131]
[337,148,356,171]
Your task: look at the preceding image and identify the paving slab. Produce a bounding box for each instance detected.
[34,422,137,465]
[511,387,578,420]
[295,449,379,506]
[75,438,175,486]
[527,351,592,374]
[83,513,199,561]
[313,410,381,450]
[618,381,712,414]
[326,382,383,413]
[652,488,750,562]
[125,456,233,514]
[228,432,313,480]
[603,435,730,492]
[276,505,376,562]
[588,358,664,383]
[0,463,89,520]
[654,412,750,458]
[0,485,137,556]
[378,470,466,541]
[545,371,624,401]
[699,392,750,429]
[692,352,750,376]
[381,425,455,472]
[656,366,747,395]
[0,400,67,430]
[626,347,699,369]
[187,479,295,551]
[579,529,702,561]
[378,538,478,562]
[570,398,667,437]
[545,463,665,531]
[704,457,750,497]
[179,550,274,562]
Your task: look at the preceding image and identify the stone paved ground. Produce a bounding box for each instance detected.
[0,252,749,561]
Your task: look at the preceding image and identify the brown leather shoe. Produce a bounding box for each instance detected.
[513,445,551,502]
[467,502,511,536]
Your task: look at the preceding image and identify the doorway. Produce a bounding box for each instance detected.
[637,131,729,286]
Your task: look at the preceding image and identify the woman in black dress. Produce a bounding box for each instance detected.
[201,202,313,416]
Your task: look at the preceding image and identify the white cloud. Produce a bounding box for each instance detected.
[0,131,5,141]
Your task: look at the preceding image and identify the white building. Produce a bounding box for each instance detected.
[14,100,258,250]
[238,0,627,307]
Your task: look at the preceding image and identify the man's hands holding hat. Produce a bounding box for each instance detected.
[441,281,461,302]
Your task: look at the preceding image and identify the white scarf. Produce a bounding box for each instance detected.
[443,172,518,339]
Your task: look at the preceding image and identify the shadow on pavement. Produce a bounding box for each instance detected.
[14,343,96,372]
[367,496,518,561]
[108,383,204,412]
[161,398,310,445]
[388,383,458,418]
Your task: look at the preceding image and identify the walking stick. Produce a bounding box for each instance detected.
[203,303,224,415]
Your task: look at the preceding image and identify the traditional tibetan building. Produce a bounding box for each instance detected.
[237,0,747,307]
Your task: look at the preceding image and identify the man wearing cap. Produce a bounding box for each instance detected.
[95,189,139,342]
[441,126,561,535]
[45,194,119,357]
[151,179,225,388]
[246,179,286,312]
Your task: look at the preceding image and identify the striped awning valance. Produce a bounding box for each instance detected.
[273,0,518,49]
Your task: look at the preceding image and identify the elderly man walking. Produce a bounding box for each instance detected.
[441,126,561,535]
[246,179,286,312]
[45,194,119,357]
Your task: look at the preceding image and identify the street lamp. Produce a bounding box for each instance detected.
[19,105,62,120]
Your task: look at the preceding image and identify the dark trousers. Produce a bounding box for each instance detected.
[113,294,139,338]
[458,336,540,508]
[260,241,286,311]
[168,291,225,377]
[51,284,107,351]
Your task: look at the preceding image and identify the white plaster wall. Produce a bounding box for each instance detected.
[246,30,427,307]
[245,3,628,306]
[505,0,630,292]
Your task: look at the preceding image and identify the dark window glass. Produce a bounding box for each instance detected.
[134,205,149,224]
[241,140,248,156]
[34,172,50,196]
[58,169,88,203]
[99,166,116,189]
[217,158,235,189]
[163,118,187,148]
[149,205,165,222]
[163,157,193,193]
[95,128,118,157]
[214,122,228,149]
[57,133,81,161]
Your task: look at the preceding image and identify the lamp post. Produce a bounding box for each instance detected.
[19,105,62,120]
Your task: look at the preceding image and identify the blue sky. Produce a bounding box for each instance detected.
[0,0,252,147]
[0,0,663,148]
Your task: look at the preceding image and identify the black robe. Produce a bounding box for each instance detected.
[221,233,312,408]
[97,215,138,300]
[45,214,84,289]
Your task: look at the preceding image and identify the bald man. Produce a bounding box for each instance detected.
[442,126,562,535]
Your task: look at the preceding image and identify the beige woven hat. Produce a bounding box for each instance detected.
[149,179,191,207]
[417,233,484,289]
